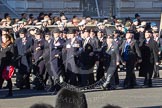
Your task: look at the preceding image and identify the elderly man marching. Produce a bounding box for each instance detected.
[101,35,120,90]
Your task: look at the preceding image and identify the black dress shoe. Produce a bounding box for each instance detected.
[3,85,9,89]
[148,84,152,87]
[5,93,13,97]
[123,85,129,89]
[25,86,31,89]
[153,74,160,79]
[108,86,116,90]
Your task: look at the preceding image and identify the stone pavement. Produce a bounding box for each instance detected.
[0,71,162,108]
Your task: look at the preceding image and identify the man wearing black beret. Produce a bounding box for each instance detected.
[14,28,34,89]
[63,28,82,86]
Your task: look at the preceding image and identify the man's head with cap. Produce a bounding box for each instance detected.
[35,29,43,40]
[145,29,153,39]
[19,27,27,33]
[45,32,51,41]
[52,28,60,39]
[67,29,75,39]
[84,28,90,39]
[19,28,27,38]
[126,30,134,39]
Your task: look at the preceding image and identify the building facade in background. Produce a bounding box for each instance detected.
[0,0,162,20]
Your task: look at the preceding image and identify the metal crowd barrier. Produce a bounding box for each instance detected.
[0,24,116,35]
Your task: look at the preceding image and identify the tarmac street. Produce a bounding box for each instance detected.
[0,71,162,108]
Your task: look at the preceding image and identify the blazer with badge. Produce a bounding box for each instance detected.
[14,36,33,73]
[49,37,64,77]
[32,39,45,62]
[63,37,82,73]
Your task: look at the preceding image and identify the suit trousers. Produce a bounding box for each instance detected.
[144,63,154,86]
[124,60,136,87]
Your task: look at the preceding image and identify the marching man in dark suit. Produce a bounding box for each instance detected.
[32,29,46,90]
[120,30,142,88]
[14,28,33,89]
[47,28,64,90]
[63,29,81,86]
[139,30,159,87]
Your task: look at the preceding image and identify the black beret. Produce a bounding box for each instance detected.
[84,28,90,33]
[35,29,42,35]
[67,29,75,34]
[52,28,60,33]
[19,28,27,34]
[145,30,153,34]
[45,32,51,36]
